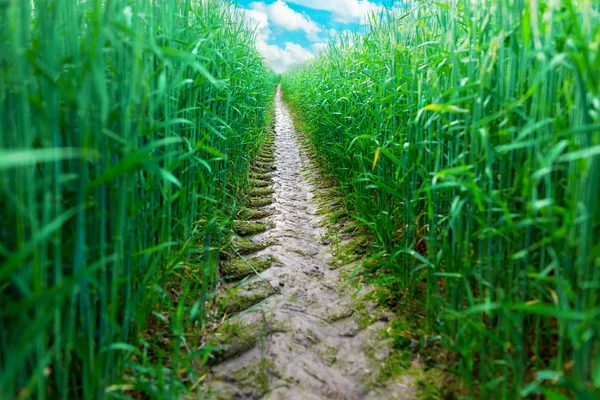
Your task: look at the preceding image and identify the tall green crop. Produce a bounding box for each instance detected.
[284,0,599,397]
[0,0,275,398]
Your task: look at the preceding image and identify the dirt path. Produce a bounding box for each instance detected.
[205,87,419,400]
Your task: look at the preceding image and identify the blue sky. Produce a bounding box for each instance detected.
[234,0,391,73]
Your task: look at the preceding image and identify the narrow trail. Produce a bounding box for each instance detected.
[205,88,418,400]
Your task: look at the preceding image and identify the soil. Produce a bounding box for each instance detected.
[204,87,428,400]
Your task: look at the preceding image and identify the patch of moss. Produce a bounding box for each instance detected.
[255,158,275,166]
[318,345,339,366]
[358,327,412,389]
[247,196,273,208]
[328,210,350,224]
[413,367,448,400]
[249,172,274,181]
[238,207,271,220]
[221,255,279,280]
[362,326,391,361]
[219,280,276,315]
[253,158,275,167]
[249,187,275,197]
[290,248,306,256]
[326,307,354,322]
[340,222,363,235]
[363,315,452,397]
[220,359,277,398]
[316,205,339,216]
[258,147,274,153]
[328,242,362,270]
[251,165,275,175]
[352,300,378,330]
[208,390,235,400]
[363,286,396,308]
[259,148,274,155]
[388,319,413,350]
[314,187,344,204]
[229,237,268,255]
[378,363,453,400]
[332,235,372,267]
[374,351,412,384]
[249,178,272,188]
[327,258,343,270]
[207,321,258,363]
[234,220,267,236]
[206,312,288,364]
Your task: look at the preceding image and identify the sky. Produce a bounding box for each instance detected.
[235,0,392,73]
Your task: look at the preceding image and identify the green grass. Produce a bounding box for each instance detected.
[283,1,600,398]
[0,0,275,398]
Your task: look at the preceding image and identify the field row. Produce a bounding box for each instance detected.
[1,1,276,398]
[283,1,599,398]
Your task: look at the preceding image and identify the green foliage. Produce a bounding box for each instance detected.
[0,0,275,398]
[283,1,600,398]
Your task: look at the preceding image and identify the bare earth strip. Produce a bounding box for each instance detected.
[205,87,419,400]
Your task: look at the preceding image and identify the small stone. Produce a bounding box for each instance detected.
[321,238,332,245]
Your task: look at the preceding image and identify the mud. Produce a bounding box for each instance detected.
[204,87,422,399]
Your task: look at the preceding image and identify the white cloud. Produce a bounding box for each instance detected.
[258,41,314,73]
[243,8,271,42]
[250,0,322,42]
[237,1,319,73]
[312,42,328,54]
[285,0,383,23]
[236,1,396,72]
